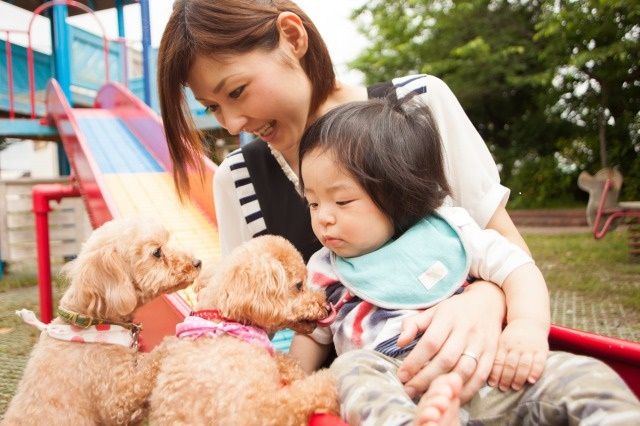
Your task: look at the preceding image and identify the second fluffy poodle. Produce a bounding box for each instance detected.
[149,235,339,425]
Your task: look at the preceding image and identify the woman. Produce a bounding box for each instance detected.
[155,1,640,421]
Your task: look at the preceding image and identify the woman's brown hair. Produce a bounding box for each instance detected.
[157,0,336,199]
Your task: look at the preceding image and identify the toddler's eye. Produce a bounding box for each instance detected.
[152,248,163,258]
[307,202,318,209]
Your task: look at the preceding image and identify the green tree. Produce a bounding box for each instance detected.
[535,0,640,200]
[350,0,639,205]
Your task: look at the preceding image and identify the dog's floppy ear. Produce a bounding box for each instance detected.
[60,244,138,319]
[212,252,289,328]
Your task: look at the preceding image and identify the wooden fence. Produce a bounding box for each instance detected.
[0,178,91,264]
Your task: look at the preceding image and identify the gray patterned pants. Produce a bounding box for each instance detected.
[330,349,640,425]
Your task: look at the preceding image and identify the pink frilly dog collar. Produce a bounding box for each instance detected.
[176,312,275,356]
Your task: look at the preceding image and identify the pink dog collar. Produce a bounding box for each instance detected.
[176,315,275,355]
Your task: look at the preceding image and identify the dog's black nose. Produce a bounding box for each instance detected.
[193,259,202,269]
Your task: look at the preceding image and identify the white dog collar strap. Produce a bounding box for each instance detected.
[176,315,275,356]
[16,309,138,348]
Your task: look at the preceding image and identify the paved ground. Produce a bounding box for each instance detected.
[1,225,639,417]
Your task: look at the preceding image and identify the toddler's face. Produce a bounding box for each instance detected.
[301,148,394,258]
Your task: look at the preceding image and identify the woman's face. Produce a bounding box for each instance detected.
[302,148,394,258]
[186,47,313,156]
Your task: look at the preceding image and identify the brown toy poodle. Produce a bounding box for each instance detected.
[148,235,339,425]
[2,217,202,425]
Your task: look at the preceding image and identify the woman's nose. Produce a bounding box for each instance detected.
[220,110,248,136]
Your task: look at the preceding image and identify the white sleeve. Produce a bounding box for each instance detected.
[213,157,254,257]
[393,75,510,228]
[448,207,533,285]
[309,324,333,345]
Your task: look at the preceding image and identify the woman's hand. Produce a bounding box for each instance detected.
[396,280,506,403]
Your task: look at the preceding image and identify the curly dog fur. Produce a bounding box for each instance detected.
[149,235,339,425]
[2,217,202,426]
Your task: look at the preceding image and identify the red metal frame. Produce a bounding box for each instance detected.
[1,29,29,118]
[32,180,82,323]
[549,324,640,397]
[45,79,118,228]
[591,178,640,244]
[27,0,111,118]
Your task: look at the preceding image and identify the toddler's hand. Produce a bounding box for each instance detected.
[488,319,548,391]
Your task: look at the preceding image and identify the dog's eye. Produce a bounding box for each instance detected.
[152,248,163,258]
[295,282,303,291]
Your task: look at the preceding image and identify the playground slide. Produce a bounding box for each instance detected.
[44,80,640,399]
[45,78,221,349]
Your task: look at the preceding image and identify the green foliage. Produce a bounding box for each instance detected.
[349,0,640,206]
[506,155,583,209]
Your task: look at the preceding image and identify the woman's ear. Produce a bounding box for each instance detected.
[277,12,308,59]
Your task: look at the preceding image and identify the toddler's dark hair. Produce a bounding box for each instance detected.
[299,92,451,237]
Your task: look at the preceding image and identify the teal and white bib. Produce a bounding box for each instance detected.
[332,215,469,310]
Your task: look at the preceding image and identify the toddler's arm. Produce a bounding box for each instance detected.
[288,333,332,374]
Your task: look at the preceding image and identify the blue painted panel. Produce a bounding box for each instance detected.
[0,35,218,131]
[75,116,163,174]
[70,26,124,92]
[0,41,52,116]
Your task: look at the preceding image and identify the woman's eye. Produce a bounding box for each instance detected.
[152,248,163,258]
[205,104,219,114]
[229,86,245,99]
[336,200,352,206]
[307,202,318,209]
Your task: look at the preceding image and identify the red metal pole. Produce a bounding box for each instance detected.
[32,182,82,323]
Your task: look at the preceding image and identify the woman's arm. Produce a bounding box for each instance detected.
[396,280,505,403]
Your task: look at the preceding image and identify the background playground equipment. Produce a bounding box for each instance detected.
[578,167,640,261]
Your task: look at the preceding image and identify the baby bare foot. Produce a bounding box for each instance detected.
[415,373,463,426]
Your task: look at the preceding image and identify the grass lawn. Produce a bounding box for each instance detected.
[522,228,640,314]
